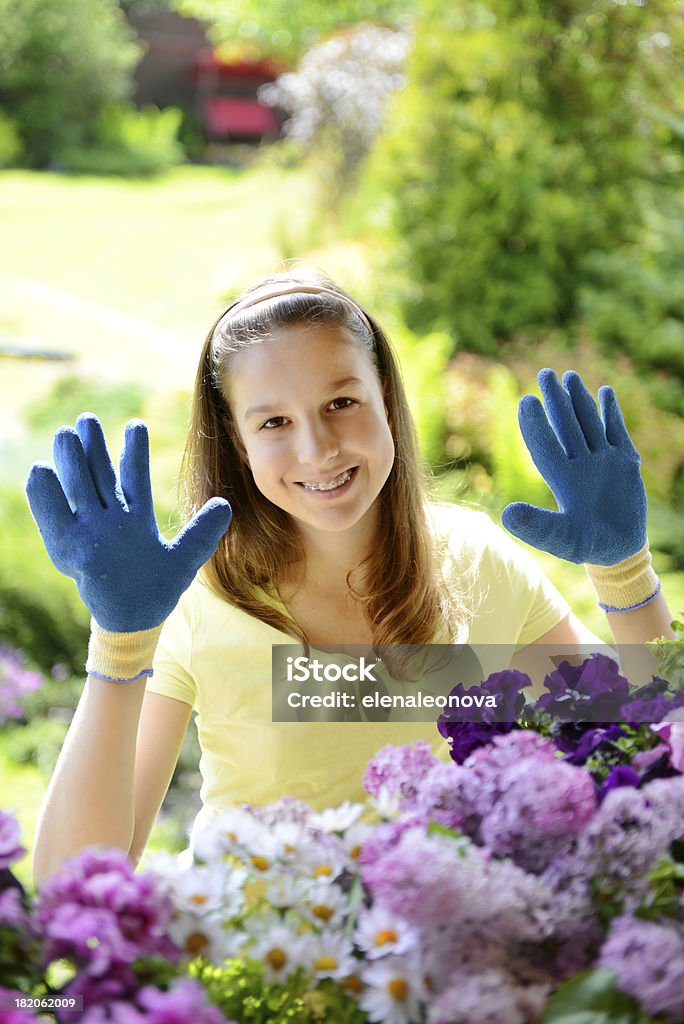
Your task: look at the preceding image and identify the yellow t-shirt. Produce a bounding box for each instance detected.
[146,505,569,826]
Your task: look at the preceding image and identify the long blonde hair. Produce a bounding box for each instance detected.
[181,268,462,646]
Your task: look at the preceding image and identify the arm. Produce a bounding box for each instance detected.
[34,683,192,884]
[34,675,146,885]
[27,415,230,884]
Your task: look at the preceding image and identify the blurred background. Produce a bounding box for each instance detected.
[1,0,683,881]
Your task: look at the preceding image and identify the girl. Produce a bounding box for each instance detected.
[26,267,675,884]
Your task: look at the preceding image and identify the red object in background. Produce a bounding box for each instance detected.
[191,49,283,141]
[204,96,280,138]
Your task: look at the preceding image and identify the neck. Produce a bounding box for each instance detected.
[287,509,378,596]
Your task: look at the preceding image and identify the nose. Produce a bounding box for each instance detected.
[296,417,339,466]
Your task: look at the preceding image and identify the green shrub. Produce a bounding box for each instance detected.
[0,488,89,675]
[0,0,141,168]
[0,108,23,166]
[24,374,148,436]
[56,103,186,177]
[369,0,682,354]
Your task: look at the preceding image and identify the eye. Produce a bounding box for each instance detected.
[259,416,288,431]
[329,397,358,411]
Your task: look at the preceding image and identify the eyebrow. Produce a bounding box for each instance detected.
[243,377,365,419]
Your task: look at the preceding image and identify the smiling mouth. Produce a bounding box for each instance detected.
[298,467,357,492]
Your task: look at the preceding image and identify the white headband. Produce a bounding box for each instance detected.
[212,284,374,339]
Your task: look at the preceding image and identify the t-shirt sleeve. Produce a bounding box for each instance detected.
[145,589,197,708]
[441,505,571,647]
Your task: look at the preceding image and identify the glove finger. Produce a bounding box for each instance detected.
[75,413,118,507]
[562,371,606,452]
[119,420,153,513]
[538,368,587,459]
[518,394,567,482]
[501,503,578,562]
[53,427,101,512]
[26,463,76,567]
[599,386,638,454]
[169,498,233,574]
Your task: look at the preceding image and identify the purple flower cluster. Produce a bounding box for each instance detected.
[0,810,27,869]
[79,978,232,1024]
[36,847,182,1006]
[0,647,42,724]
[362,739,437,809]
[360,731,684,1020]
[599,916,684,1019]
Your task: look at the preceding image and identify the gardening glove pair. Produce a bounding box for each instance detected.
[26,414,232,679]
[501,370,659,612]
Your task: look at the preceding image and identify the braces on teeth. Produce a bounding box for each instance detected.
[302,469,354,491]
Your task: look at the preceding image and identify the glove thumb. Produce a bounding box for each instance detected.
[169,498,233,573]
[501,502,578,562]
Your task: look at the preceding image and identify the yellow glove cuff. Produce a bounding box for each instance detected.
[85,620,164,683]
[585,543,661,613]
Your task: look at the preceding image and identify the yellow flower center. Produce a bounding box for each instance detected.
[185,931,210,956]
[375,928,398,946]
[314,955,339,971]
[313,864,334,877]
[388,978,408,1002]
[267,947,288,971]
[190,894,208,904]
[344,975,364,994]
[350,844,362,859]
[251,855,270,872]
[313,904,334,921]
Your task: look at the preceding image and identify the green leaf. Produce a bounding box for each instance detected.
[540,969,651,1024]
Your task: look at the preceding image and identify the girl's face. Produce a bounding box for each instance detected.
[227,323,395,541]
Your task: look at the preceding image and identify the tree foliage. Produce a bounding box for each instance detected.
[0,0,142,167]
[371,0,684,356]
[179,0,416,62]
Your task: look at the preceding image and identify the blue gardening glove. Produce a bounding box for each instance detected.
[26,414,233,632]
[501,369,647,566]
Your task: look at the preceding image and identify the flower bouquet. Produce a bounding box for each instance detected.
[1,629,684,1024]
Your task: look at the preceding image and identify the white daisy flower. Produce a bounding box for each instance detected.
[309,801,364,833]
[249,921,308,985]
[301,930,357,980]
[266,872,303,909]
[342,820,374,862]
[359,955,427,1024]
[167,863,247,919]
[354,905,419,960]
[299,880,349,929]
[296,835,348,883]
[169,914,246,966]
[191,806,267,863]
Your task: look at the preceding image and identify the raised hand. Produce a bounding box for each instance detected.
[26,414,232,632]
[501,369,647,566]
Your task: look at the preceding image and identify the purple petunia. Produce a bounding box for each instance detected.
[599,765,641,800]
[438,669,531,764]
[534,654,631,723]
